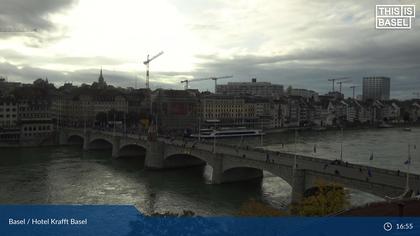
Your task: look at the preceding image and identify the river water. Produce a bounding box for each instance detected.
[0,127,419,215]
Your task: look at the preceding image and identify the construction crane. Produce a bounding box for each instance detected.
[336,79,352,93]
[349,85,358,99]
[328,77,349,92]
[181,75,233,91]
[143,51,164,89]
[180,78,208,90]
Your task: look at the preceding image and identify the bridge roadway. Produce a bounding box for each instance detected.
[60,128,420,203]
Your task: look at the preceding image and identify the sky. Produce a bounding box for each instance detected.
[0,0,419,99]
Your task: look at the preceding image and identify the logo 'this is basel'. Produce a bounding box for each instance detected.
[376,5,416,29]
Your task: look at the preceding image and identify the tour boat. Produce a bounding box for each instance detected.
[403,128,412,132]
[190,128,264,138]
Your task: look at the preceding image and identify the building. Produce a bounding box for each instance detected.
[363,77,390,101]
[216,78,284,98]
[52,70,131,128]
[0,77,21,96]
[201,94,280,129]
[410,102,420,122]
[0,98,18,127]
[153,89,200,134]
[290,88,319,101]
[17,99,54,143]
[201,95,249,124]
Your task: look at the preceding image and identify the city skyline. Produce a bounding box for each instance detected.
[0,0,419,99]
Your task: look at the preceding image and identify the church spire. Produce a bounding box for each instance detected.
[98,67,106,86]
[97,67,106,88]
[98,67,104,83]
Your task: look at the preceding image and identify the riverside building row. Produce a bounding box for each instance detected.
[1,73,419,145]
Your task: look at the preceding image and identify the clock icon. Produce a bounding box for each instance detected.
[384,222,393,232]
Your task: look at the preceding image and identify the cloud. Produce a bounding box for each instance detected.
[0,0,77,31]
[0,0,419,99]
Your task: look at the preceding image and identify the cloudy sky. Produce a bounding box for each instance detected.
[0,0,419,99]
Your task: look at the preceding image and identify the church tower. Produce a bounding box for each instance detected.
[98,68,107,88]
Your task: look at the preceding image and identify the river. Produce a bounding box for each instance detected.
[0,127,419,215]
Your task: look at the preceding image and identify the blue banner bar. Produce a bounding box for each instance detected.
[1,205,420,236]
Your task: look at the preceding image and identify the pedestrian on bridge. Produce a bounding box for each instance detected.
[368,168,372,177]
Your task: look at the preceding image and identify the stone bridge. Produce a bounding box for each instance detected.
[60,128,420,203]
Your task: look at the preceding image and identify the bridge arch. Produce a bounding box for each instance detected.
[67,134,84,145]
[118,144,147,158]
[221,167,264,183]
[221,159,294,186]
[163,153,207,169]
[88,138,113,150]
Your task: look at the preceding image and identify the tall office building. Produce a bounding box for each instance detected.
[362,77,390,101]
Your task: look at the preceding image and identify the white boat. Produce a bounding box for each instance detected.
[190,128,264,138]
[403,128,412,132]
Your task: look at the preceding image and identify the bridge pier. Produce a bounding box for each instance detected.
[291,169,306,204]
[145,140,165,169]
[58,130,68,145]
[82,131,90,150]
[208,156,223,184]
[112,136,120,158]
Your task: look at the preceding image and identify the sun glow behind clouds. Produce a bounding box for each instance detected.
[43,0,200,72]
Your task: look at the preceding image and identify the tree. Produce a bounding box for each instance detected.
[294,180,349,216]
